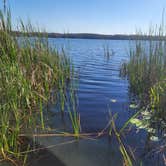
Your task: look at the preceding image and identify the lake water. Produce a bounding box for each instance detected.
[32,39,164,166]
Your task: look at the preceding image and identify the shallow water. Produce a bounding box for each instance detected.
[34,39,164,166]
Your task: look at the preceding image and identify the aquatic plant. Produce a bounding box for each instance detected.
[103,44,115,59]
[109,113,133,166]
[120,23,166,140]
[66,78,81,138]
[0,8,71,164]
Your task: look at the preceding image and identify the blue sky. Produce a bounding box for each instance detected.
[1,0,166,34]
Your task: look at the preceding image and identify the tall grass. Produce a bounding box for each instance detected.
[103,44,115,59]
[109,113,133,166]
[0,8,71,164]
[67,82,81,138]
[120,24,166,138]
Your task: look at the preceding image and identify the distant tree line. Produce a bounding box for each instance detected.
[12,31,166,41]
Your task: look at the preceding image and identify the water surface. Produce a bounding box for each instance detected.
[35,39,164,166]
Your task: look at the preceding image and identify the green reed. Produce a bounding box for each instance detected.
[103,44,115,59]
[68,89,81,138]
[120,23,166,138]
[63,72,81,138]
[0,8,71,164]
[109,113,133,166]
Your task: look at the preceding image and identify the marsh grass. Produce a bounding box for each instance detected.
[109,113,133,166]
[65,78,81,138]
[120,23,166,139]
[103,44,115,59]
[0,8,71,164]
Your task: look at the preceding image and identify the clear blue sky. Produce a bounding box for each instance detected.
[1,0,166,34]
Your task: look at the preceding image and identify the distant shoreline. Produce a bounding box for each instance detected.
[13,31,166,41]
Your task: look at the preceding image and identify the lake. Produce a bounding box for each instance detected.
[32,38,164,166]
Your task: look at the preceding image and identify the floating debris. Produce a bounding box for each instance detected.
[110,99,117,103]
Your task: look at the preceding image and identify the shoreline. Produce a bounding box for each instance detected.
[13,31,166,41]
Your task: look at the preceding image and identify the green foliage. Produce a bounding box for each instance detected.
[109,114,133,166]
[0,8,71,164]
[120,25,166,139]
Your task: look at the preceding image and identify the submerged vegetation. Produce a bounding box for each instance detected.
[0,8,72,164]
[120,25,166,141]
[109,113,133,166]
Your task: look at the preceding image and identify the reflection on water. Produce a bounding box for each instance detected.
[35,39,164,166]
